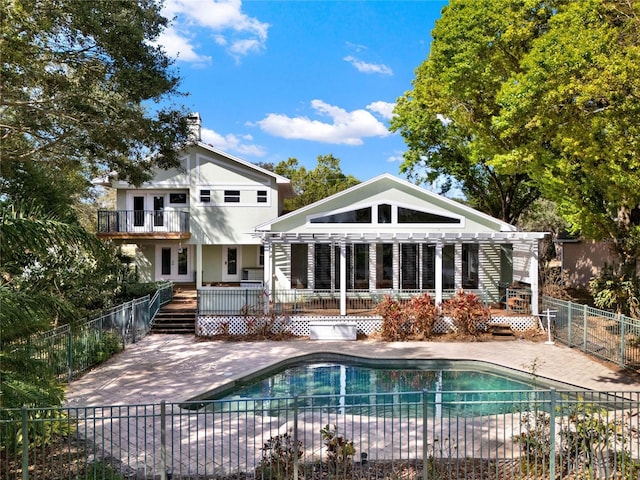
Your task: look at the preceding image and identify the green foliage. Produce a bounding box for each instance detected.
[390,0,546,224]
[1,0,189,186]
[256,430,303,480]
[274,155,359,211]
[515,398,640,478]
[1,408,75,454]
[320,424,356,474]
[71,331,123,372]
[441,291,490,337]
[589,265,640,318]
[376,293,440,341]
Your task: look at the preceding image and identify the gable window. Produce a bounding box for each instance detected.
[257,190,267,203]
[310,207,371,224]
[169,193,187,204]
[200,189,211,203]
[398,207,460,224]
[224,190,240,203]
[378,204,392,223]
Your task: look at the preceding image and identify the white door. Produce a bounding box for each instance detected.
[222,246,242,282]
[157,245,192,281]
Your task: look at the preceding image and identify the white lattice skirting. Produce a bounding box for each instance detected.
[196,315,538,338]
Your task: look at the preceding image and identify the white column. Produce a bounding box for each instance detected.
[529,240,540,316]
[454,243,463,290]
[196,243,203,288]
[263,242,272,313]
[340,240,347,316]
[392,243,400,290]
[435,242,443,305]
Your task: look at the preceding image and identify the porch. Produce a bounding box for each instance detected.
[195,286,539,338]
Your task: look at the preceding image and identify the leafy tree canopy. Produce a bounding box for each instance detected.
[274,154,360,211]
[390,0,555,224]
[1,0,190,186]
[493,0,640,267]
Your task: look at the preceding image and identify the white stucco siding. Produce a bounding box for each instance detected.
[513,242,533,283]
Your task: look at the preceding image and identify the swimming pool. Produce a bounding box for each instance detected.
[193,355,574,416]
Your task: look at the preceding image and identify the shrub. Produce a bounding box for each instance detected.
[376,295,413,341]
[256,430,303,480]
[408,293,440,339]
[441,290,490,337]
[320,424,356,474]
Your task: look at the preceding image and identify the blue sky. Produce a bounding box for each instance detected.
[156,0,448,182]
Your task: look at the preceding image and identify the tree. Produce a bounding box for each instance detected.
[390,0,554,224]
[274,155,360,211]
[494,0,640,270]
[1,0,190,186]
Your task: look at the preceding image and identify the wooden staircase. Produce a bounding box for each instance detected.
[151,286,197,334]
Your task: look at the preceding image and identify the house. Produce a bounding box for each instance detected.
[255,174,547,315]
[97,114,546,317]
[96,113,294,286]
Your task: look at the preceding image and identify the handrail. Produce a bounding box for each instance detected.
[97,209,190,233]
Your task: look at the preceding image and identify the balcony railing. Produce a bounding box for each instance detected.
[97,210,190,236]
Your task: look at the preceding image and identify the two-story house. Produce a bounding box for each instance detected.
[96,113,293,287]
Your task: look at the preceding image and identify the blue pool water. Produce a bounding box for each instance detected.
[204,360,547,416]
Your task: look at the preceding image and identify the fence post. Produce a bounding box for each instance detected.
[620,314,626,368]
[67,328,73,383]
[21,407,28,480]
[583,304,588,352]
[549,389,556,479]
[132,301,137,344]
[565,301,571,346]
[161,401,167,480]
[422,389,428,480]
[293,394,299,480]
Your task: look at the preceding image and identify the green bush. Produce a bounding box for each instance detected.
[255,430,303,480]
[376,293,440,340]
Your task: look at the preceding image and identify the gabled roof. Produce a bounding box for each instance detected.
[194,142,292,192]
[256,173,518,233]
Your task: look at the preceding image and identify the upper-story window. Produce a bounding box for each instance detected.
[257,190,267,203]
[310,207,372,223]
[224,190,240,203]
[397,207,460,224]
[169,193,187,204]
[200,189,211,203]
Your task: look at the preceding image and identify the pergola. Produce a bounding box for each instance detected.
[258,230,547,316]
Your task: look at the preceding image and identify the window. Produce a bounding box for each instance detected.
[443,245,455,289]
[314,244,333,289]
[200,189,211,203]
[422,244,436,289]
[169,193,187,204]
[398,207,460,224]
[310,207,371,224]
[291,244,308,289]
[378,204,392,223]
[224,190,240,203]
[462,244,479,289]
[352,244,369,289]
[376,244,393,289]
[258,246,264,266]
[401,243,418,289]
[257,190,267,203]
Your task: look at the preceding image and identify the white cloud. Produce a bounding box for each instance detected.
[201,127,266,157]
[155,26,212,63]
[344,56,393,75]
[387,152,405,163]
[367,101,395,120]
[159,0,269,62]
[255,100,391,145]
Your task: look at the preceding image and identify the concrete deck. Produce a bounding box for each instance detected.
[65,335,640,407]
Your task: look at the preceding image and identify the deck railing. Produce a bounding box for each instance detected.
[2,389,639,479]
[197,288,487,316]
[97,210,190,234]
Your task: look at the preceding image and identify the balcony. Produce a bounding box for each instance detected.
[97,210,191,240]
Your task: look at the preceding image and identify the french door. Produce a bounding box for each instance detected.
[222,246,242,282]
[157,245,191,281]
